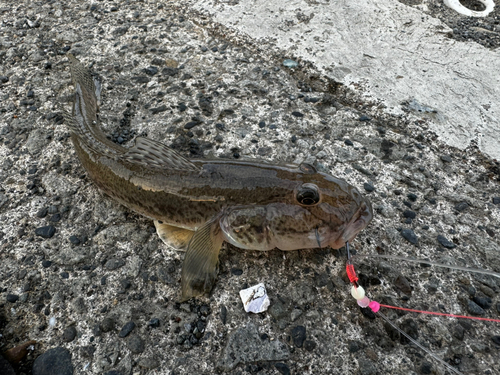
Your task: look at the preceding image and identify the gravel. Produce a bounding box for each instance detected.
[0,1,499,374]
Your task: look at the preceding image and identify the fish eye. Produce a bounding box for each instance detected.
[296,183,320,206]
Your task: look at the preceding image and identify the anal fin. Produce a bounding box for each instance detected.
[181,216,224,301]
[154,220,194,251]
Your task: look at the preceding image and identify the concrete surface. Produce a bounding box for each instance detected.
[191,0,500,160]
[1,1,500,375]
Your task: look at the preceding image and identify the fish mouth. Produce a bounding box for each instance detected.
[329,200,373,249]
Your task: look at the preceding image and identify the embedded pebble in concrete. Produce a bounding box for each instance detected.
[0,1,499,374]
[218,323,289,370]
[32,347,73,375]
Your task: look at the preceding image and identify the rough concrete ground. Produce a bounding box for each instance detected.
[1,1,500,375]
[189,0,500,161]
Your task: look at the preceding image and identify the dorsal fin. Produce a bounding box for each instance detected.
[123,137,200,172]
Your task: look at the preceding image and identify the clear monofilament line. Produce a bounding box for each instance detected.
[354,254,500,279]
[376,310,464,375]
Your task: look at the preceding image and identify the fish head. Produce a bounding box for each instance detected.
[220,169,373,251]
[304,172,373,249]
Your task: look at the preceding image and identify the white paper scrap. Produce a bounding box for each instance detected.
[239,283,270,313]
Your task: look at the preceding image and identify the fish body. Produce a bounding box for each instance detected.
[66,55,373,300]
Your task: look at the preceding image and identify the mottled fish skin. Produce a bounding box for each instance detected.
[66,55,373,300]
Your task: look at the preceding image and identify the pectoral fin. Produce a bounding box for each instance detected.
[154,220,194,251]
[181,217,224,301]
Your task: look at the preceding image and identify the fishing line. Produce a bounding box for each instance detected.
[353,253,500,279]
[344,243,500,375]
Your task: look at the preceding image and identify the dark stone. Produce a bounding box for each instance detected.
[344,139,354,146]
[162,67,178,76]
[0,354,15,375]
[363,183,375,192]
[62,326,77,342]
[275,363,290,375]
[131,76,150,84]
[403,210,416,219]
[407,193,417,202]
[184,121,200,129]
[69,235,80,245]
[42,260,52,268]
[348,341,360,353]
[6,294,19,303]
[472,296,492,310]
[104,258,125,270]
[437,235,456,249]
[143,66,158,76]
[60,272,69,279]
[0,76,9,83]
[394,275,412,295]
[35,226,56,238]
[220,305,227,325]
[151,105,167,114]
[440,154,452,163]
[126,334,145,354]
[258,121,266,128]
[148,318,160,328]
[32,347,73,375]
[291,111,304,118]
[492,336,500,345]
[37,207,48,218]
[467,300,485,316]
[49,213,61,222]
[455,201,469,212]
[359,115,371,121]
[420,362,433,374]
[118,321,136,338]
[401,228,418,244]
[99,317,115,333]
[178,103,187,112]
[231,268,243,276]
[492,197,500,205]
[291,326,306,348]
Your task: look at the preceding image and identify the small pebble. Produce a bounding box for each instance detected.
[32,347,73,375]
[437,235,456,249]
[6,294,19,303]
[62,326,77,342]
[440,155,452,163]
[467,300,485,316]
[359,115,371,121]
[148,318,160,328]
[291,325,306,348]
[403,210,416,219]
[69,235,80,245]
[118,321,136,338]
[492,197,500,205]
[99,317,115,333]
[344,139,353,146]
[35,226,56,239]
[275,363,291,375]
[42,260,52,268]
[231,268,243,276]
[291,111,304,117]
[363,183,375,193]
[401,228,418,244]
[104,258,125,270]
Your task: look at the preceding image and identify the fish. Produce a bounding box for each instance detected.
[65,54,373,301]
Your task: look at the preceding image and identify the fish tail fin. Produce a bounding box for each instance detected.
[67,54,123,154]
